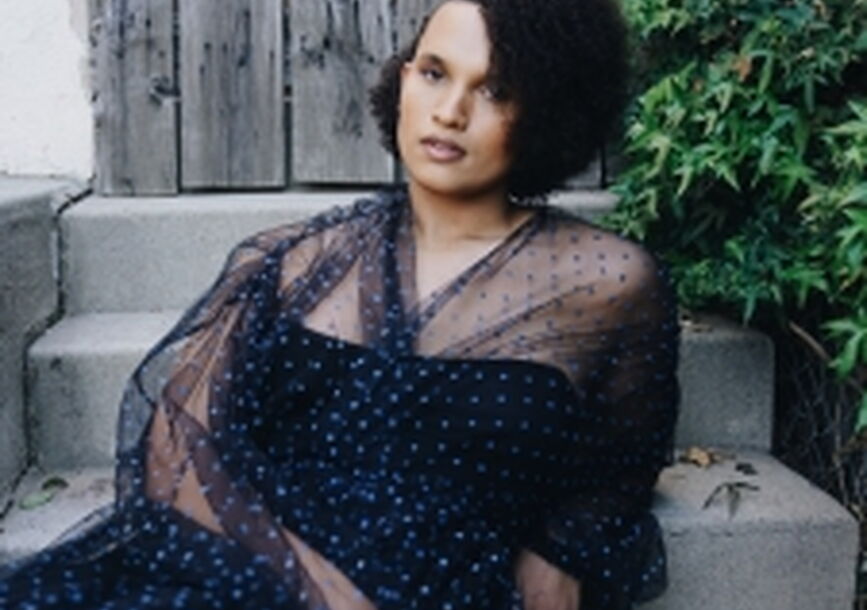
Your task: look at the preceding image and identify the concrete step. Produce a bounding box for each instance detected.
[61,189,617,314]
[648,451,857,610]
[27,311,773,471]
[28,311,180,469]
[0,452,857,609]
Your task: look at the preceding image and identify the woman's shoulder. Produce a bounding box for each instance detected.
[532,209,677,338]
[541,206,667,295]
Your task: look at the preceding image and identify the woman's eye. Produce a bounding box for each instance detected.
[479,83,507,103]
[420,67,443,82]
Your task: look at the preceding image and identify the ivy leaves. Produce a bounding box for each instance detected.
[610,0,867,434]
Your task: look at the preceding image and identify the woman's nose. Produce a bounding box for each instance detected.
[433,88,469,130]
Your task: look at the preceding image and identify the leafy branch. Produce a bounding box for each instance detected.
[608,0,867,436]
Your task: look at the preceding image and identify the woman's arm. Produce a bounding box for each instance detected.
[515,548,582,610]
[134,226,380,610]
[519,238,679,608]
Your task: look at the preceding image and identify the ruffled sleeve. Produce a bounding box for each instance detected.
[522,245,680,609]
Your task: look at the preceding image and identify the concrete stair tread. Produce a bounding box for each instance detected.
[33,309,757,357]
[0,453,856,609]
[655,450,853,527]
[70,188,616,216]
[0,177,85,213]
[0,467,113,565]
[30,310,180,354]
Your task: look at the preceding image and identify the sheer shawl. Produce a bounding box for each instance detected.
[5,187,679,609]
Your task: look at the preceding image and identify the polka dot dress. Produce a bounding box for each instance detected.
[0,187,679,609]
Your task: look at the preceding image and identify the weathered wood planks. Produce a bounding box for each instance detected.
[91,0,603,192]
[290,0,393,183]
[180,0,285,189]
[395,0,439,49]
[93,0,178,195]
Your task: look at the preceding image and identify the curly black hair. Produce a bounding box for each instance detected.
[369,0,629,201]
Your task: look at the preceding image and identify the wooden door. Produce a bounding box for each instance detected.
[92,0,605,195]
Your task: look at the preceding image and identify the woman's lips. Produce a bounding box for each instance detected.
[421,137,466,162]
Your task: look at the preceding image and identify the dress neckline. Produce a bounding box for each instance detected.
[294,318,575,395]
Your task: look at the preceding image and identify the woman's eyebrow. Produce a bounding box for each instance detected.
[416,52,492,83]
[416,52,446,67]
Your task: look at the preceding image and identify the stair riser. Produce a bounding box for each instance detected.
[28,317,773,470]
[61,191,616,314]
[678,326,773,450]
[28,350,142,469]
[645,523,857,610]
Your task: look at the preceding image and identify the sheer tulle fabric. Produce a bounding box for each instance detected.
[0,188,679,609]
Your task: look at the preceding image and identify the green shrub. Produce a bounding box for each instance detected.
[608,0,867,433]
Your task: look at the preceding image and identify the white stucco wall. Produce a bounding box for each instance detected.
[0,1,93,181]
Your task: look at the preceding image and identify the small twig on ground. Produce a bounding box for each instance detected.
[702,481,761,518]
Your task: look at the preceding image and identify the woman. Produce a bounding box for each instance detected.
[0,0,679,608]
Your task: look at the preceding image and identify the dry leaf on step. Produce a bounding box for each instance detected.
[18,476,70,511]
[678,446,733,468]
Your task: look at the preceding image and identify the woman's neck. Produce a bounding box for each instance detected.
[407,182,526,248]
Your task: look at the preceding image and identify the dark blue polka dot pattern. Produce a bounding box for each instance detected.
[0,187,679,609]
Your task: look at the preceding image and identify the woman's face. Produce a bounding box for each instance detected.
[397,1,518,201]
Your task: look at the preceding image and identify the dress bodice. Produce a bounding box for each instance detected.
[241,323,582,604]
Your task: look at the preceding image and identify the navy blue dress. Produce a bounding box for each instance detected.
[0,188,679,609]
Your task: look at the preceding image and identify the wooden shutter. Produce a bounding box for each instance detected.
[94,0,178,195]
[92,1,606,193]
[180,1,285,189]
[290,0,394,183]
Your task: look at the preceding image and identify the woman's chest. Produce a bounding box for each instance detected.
[250,327,590,491]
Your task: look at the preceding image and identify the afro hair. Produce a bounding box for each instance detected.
[369,0,630,201]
